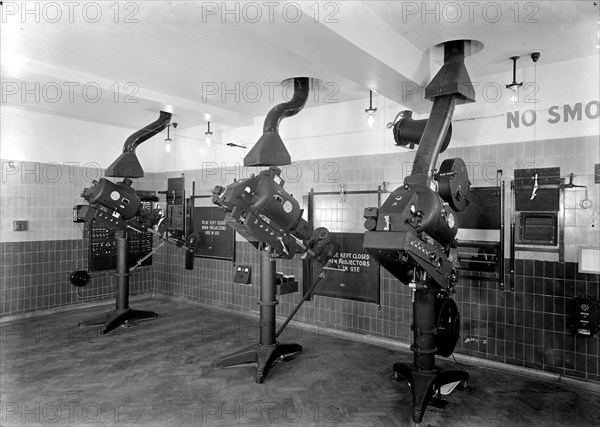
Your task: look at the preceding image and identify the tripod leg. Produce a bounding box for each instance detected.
[255,343,302,383]
[78,312,111,328]
[214,345,259,367]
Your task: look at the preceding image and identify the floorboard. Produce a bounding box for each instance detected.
[1,298,599,426]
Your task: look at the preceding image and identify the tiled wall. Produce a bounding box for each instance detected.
[2,136,599,383]
[0,239,154,315]
[456,260,599,381]
[0,160,94,242]
[153,135,600,382]
[0,160,155,316]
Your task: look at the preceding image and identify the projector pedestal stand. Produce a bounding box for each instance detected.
[393,280,468,424]
[78,230,158,335]
[214,244,301,383]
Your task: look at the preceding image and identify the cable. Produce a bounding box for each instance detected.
[275,269,332,338]
[453,113,506,122]
[533,59,538,164]
[76,282,116,300]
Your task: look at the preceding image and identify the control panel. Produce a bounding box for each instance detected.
[404,233,453,287]
[407,236,444,268]
[87,220,153,271]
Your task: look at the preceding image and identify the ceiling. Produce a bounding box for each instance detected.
[1,1,598,130]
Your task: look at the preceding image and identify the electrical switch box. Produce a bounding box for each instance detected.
[233,265,252,284]
[275,273,298,295]
[569,296,599,337]
[13,220,28,231]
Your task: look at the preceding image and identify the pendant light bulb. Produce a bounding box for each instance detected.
[510,86,519,105]
[367,110,375,128]
[365,90,377,129]
[506,56,523,105]
[165,124,173,153]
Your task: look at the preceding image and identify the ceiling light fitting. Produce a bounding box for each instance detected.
[164,122,177,153]
[205,121,213,146]
[365,90,377,128]
[506,56,523,104]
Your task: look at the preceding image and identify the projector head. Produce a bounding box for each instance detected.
[363,158,469,288]
[82,178,141,220]
[213,167,335,264]
[80,178,161,231]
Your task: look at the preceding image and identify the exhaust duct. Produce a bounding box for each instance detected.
[409,40,476,184]
[244,77,310,167]
[105,110,172,178]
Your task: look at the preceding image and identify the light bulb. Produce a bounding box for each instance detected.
[510,87,519,105]
[367,110,375,128]
[165,139,172,153]
[205,135,212,146]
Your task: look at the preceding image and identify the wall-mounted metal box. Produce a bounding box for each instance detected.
[569,296,599,337]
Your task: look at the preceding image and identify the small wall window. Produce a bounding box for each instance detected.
[517,212,558,246]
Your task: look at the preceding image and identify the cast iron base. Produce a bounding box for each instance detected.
[215,342,302,383]
[394,362,468,424]
[78,308,158,335]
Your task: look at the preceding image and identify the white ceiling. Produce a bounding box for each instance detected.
[1,1,599,130]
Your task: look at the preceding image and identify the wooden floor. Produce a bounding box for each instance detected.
[1,298,599,426]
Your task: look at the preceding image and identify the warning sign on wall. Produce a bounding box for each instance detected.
[192,206,235,261]
[312,232,380,303]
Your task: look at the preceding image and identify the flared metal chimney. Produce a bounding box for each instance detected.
[425,39,476,104]
[105,111,172,178]
[244,77,311,167]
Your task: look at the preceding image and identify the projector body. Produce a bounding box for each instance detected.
[79,178,162,232]
[213,167,334,263]
[363,158,468,289]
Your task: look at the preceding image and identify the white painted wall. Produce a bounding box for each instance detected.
[0,106,158,173]
[212,55,599,168]
[1,55,598,172]
[451,55,600,147]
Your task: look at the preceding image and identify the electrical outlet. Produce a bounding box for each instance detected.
[13,221,28,231]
